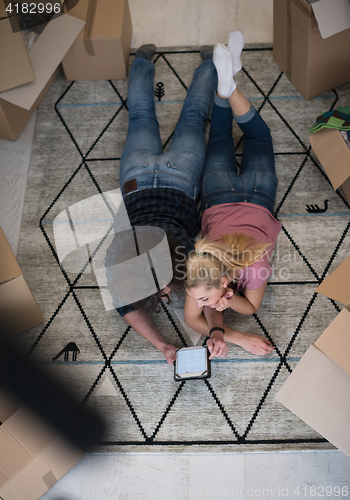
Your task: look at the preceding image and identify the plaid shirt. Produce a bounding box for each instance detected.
[108,188,201,317]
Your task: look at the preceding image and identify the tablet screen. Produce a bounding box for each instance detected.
[177,347,207,376]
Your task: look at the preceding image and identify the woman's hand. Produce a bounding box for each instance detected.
[207,331,229,359]
[213,289,234,312]
[235,332,275,356]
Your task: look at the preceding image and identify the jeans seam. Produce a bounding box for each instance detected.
[254,172,277,201]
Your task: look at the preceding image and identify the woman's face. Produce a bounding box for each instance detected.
[185,284,226,308]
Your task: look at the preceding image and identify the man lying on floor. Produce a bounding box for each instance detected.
[106,43,217,365]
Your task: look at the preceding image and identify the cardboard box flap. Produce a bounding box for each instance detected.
[0,422,84,500]
[0,14,85,110]
[315,255,350,307]
[310,129,350,190]
[0,427,32,485]
[7,458,55,500]
[0,19,35,94]
[0,438,84,500]
[4,407,57,459]
[275,344,350,457]
[0,226,21,283]
[315,308,350,376]
[0,276,44,336]
[312,0,350,38]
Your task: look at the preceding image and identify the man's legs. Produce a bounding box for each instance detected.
[164,59,218,182]
[120,51,162,190]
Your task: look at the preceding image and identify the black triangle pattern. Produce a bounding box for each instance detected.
[27,48,350,448]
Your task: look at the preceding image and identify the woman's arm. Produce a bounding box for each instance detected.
[215,282,267,315]
[202,305,224,330]
[224,326,274,355]
[184,290,274,356]
[184,294,228,359]
[243,282,267,312]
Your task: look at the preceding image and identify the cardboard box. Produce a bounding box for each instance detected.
[0,13,85,141]
[0,16,35,93]
[0,388,84,500]
[273,0,350,100]
[0,226,44,335]
[275,256,350,457]
[62,0,132,81]
[0,0,67,93]
[310,128,350,206]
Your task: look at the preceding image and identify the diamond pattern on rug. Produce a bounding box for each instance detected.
[246,364,324,441]
[153,379,239,442]
[277,158,349,216]
[16,47,350,452]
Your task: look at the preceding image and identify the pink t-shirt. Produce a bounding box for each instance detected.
[201,202,282,291]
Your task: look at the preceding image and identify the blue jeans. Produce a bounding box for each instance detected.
[120,57,218,201]
[201,97,277,214]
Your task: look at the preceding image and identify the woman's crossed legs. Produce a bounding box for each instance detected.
[201,87,278,214]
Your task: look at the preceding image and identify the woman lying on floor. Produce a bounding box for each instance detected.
[184,33,281,360]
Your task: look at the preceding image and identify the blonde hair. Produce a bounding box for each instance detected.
[185,233,270,289]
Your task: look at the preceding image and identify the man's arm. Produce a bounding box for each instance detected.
[123,309,176,365]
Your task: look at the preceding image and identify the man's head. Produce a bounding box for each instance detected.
[105,227,190,312]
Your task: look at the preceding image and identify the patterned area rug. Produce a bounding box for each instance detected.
[16,46,350,452]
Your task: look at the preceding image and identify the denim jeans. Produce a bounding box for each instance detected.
[120,57,218,201]
[201,97,277,214]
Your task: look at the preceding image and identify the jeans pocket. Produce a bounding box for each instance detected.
[202,171,238,198]
[167,152,202,181]
[121,152,153,180]
[254,171,278,202]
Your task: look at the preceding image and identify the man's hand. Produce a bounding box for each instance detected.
[207,331,229,359]
[161,343,177,365]
[236,332,275,356]
[124,309,177,365]
[213,289,234,311]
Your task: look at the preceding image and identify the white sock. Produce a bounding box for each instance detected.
[228,31,244,76]
[213,43,236,98]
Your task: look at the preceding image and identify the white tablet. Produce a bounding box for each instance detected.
[174,346,211,381]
